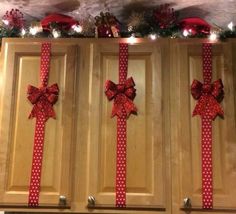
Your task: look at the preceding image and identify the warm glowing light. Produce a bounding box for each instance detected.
[183,29,189,37]
[127,34,136,44]
[72,24,83,33]
[209,32,218,41]
[29,27,38,35]
[52,29,61,38]
[228,21,234,31]
[149,34,157,40]
[2,19,9,25]
[21,29,26,36]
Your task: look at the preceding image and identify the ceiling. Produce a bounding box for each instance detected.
[0,0,236,29]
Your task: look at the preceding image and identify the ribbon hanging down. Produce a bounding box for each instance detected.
[105,43,137,207]
[191,43,224,209]
[27,43,59,207]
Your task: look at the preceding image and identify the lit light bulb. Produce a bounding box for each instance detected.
[52,29,61,38]
[127,34,136,44]
[72,24,83,33]
[228,21,234,31]
[149,34,157,40]
[29,27,38,36]
[2,19,9,25]
[209,32,218,42]
[183,29,189,37]
[21,28,26,36]
[128,26,133,32]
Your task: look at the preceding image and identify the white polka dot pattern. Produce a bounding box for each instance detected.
[203,43,212,85]
[202,43,213,209]
[116,43,128,207]
[28,43,51,207]
[202,115,213,209]
[40,43,51,87]
[28,114,46,206]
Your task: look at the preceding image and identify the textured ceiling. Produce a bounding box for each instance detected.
[0,0,236,28]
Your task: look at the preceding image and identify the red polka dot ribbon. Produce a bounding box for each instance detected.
[105,43,137,207]
[191,43,224,209]
[27,43,59,206]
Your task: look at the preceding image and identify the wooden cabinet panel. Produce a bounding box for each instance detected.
[0,42,77,205]
[80,41,171,210]
[171,41,236,213]
[1,38,236,214]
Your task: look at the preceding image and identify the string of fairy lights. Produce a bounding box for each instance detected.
[0,7,236,42]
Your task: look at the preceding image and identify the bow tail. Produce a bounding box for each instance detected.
[208,97,224,120]
[44,102,57,120]
[191,79,203,100]
[111,103,124,118]
[193,96,224,120]
[192,96,208,117]
[28,103,56,120]
[123,99,137,118]
[28,105,39,119]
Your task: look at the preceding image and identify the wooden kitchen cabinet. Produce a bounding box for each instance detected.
[170,40,236,214]
[0,38,236,214]
[73,40,171,213]
[0,40,77,206]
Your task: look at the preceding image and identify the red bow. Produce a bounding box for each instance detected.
[27,83,59,120]
[191,79,224,120]
[105,77,137,118]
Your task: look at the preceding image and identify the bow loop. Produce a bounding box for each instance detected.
[44,83,59,104]
[105,80,117,100]
[191,78,224,120]
[125,87,136,99]
[105,77,137,118]
[212,79,224,102]
[191,79,203,100]
[27,83,59,120]
[125,77,135,88]
[27,85,42,104]
[48,83,59,92]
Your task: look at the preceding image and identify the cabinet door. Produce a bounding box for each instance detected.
[171,41,236,213]
[0,41,77,205]
[76,41,171,212]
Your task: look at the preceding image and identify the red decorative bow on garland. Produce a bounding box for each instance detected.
[95,12,120,37]
[27,83,59,120]
[191,79,224,120]
[105,77,137,118]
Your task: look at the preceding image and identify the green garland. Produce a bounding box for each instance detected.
[0,7,235,41]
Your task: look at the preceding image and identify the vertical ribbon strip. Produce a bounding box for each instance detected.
[27,43,59,206]
[116,44,128,207]
[105,43,137,207]
[191,43,224,209]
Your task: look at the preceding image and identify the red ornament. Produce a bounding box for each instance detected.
[2,9,24,29]
[179,17,211,36]
[153,4,176,29]
[41,13,78,31]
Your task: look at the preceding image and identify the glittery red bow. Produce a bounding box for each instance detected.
[27,83,59,120]
[105,77,137,118]
[191,79,224,120]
